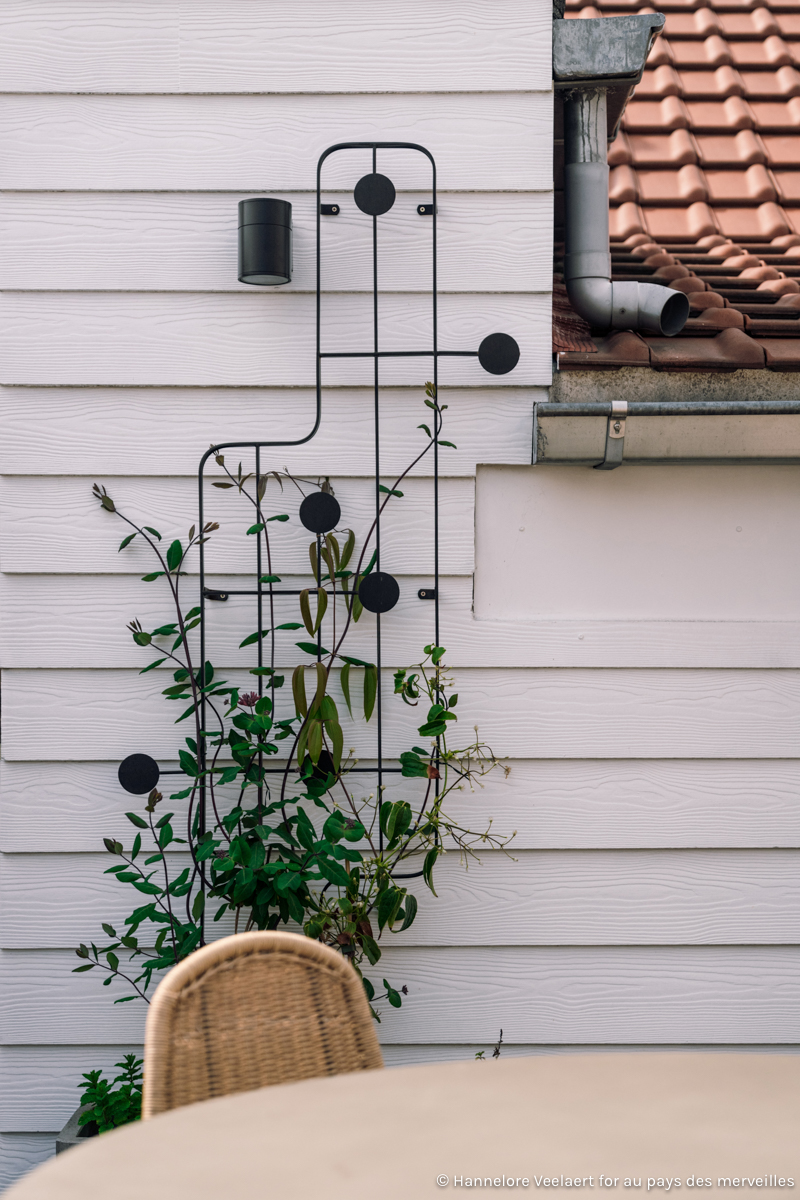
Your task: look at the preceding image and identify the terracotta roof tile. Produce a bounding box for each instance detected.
[728,34,794,65]
[635,164,708,202]
[754,339,800,367]
[643,200,719,239]
[648,327,766,368]
[684,96,755,130]
[670,35,733,65]
[704,164,776,202]
[750,98,800,130]
[740,65,800,97]
[625,130,698,165]
[715,200,791,238]
[665,10,723,36]
[609,201,647,239]
[557,0,800,374]
[720,10,781,36]
[695,130,766,164]
[636,66,683,97]
[680,66,746,97]
[623,96,691,131]
[557,331,652,370]
[762,134,800,166]
[776,173,800,201]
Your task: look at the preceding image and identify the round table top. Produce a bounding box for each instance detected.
[10,1053,800,1200]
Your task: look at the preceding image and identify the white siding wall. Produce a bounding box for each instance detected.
[0,0,552,1181]
[7,0,798,1188]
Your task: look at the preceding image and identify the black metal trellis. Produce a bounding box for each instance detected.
[119,139,520,897]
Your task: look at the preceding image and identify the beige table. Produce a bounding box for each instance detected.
[9,1054,800,1200]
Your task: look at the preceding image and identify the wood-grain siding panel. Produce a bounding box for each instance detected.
[0,1134,55,1185]
[3,947,799,1044]
[4,759,800,853]
[0,387,536,477]
[0,1,549,94]
[5,1044,800,1133]
[5,668,800,761]
[0,475,474,575]
[7,575,800,670]
[4,850,800,948]
[0,94,553,191]
[0,192,552,293]
[0,293,551,387]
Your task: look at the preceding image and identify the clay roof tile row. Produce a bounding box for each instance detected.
[556,0,800,371]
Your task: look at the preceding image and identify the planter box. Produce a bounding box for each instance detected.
[55,1105,97,1155]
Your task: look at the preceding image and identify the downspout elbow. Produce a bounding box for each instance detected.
[566,276,690,337]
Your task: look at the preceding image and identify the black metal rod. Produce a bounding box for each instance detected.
[320,349,476,358]
[373,144,384,850]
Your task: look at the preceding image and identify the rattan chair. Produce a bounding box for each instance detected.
[142,930,384,1119]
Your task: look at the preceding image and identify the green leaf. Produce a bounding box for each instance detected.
[326,719,343,772]
[72,963,96,973]
[144,527,162,540]
[125,812,148,829]
[399,894,418,930]
[212,482,234,489]
[307,719,323,764]
[340,661,353,718]
[166,540,183,572]
[360,934,381,966]
[141,572,165,583]
[267,514,290,522]
[438,440,457,449]
[246,523,266,535]
[276,622,303,631]
[292,664,308,717]
[423,847,439,897]
[316,854,352,888]
[118,533,137,551]
[364,664,377,722]
[299,589,314,637]
[239,629,271,649]
[384,980,403,1008]
[338,654,372,668]
[378,485,404,498]
[139,658,167,674]
[192,890,205,920]
[260,574,281,583]
[296,641,329,656]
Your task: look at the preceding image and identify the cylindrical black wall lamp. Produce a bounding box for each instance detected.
[238,198,292,285]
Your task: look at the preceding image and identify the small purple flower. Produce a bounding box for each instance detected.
[240,692,259,708]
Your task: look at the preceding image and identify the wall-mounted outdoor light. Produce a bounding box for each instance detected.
[238,198,292,286]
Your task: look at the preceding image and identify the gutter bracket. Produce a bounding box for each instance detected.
[595,400,628,470]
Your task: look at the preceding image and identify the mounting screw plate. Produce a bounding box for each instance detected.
[418,588,437,600]
[417,203,435,216]
[320,203,340,216]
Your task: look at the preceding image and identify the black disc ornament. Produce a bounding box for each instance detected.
[478,332,520,376]
[118,753,160,796]
[299,491,340,534]
[358,571,400,614]
[303,749,337,782]
[354,172,396,216]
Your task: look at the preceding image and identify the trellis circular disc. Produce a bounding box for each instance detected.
[118,753,160,796]
[359,571,400,613]
[354,173,396,216]
[299,491,341,534]
[478,332,520,375]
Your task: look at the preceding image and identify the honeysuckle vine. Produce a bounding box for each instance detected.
[75,384,512,1018]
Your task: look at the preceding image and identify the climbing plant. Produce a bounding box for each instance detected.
[75,385,512,1018]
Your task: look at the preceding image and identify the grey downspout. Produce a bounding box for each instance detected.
[555,14,690,337]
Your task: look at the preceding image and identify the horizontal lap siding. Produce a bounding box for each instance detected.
[7,668,800,761]
[4,850,800,948]
[3,948,800,1045]
[0,1,549,94]
[7,0,797,1175]
[0,193,552,293]
[4,759,800,852]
